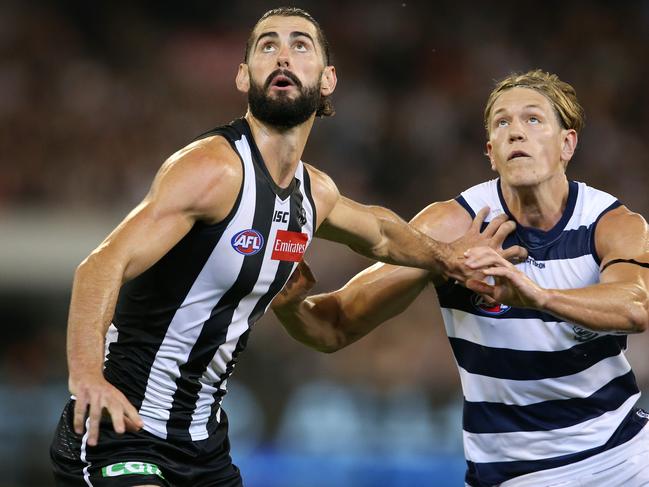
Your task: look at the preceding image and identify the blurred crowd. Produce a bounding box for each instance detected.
[2,1,649,485]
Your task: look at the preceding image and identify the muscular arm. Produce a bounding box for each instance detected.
[68,137,242,445]
[467,206,649,333]
[308,165,510,282]
[274,201,472,352]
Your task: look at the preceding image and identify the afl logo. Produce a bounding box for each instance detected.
[471,294,511,316]
[231,229,264,256]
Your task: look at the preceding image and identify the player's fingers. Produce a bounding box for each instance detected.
[124,415,143,433]
[122,400,143,430]
[73,395,88,435]
[110,408,126,435]
[490,220,516,246]
[86,395,102,447]
[482,213,509,238]
[465,248,504,269]
[469,207,490,233]
[466,278,495,297]
[482,266,511,278]
[502,245,528,264]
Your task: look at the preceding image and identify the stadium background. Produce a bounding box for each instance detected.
[1,0,648,485]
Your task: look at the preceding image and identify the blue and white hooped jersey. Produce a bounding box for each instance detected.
[437,178,648,486]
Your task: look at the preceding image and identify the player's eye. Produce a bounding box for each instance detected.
[528,116,540,124]
[261,43,276,53]
[497,119,509,127]
[294,42,308,52]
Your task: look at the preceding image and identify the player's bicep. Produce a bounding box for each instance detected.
[86,141,241,282]
[97,199,195,282]
[597,207,649,286]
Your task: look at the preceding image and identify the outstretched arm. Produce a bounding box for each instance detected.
[67,137,242,445]
[308,165,524,283]
[465,206,649,333]
[273,200,518,351]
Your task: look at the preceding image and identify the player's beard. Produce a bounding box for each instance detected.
[248,69,321,130]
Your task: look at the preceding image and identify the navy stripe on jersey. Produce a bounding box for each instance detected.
[457,184,620,263]
[499,180,579,247]
[449,335,627,380]
[107,201,243,409]
[465,408,648,486]
[438,284,560,322]
[463,371,639,434]
[164,160,276,440]
[456,195,476,218]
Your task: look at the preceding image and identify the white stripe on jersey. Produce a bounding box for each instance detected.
[524,254,600,289]
[463,393,639,463]
[138,136,257,439]
[563,183,620,231]
[458,353,632,405]
[104,324,118,363]
[189,178,292,439]
[187,146,316,440]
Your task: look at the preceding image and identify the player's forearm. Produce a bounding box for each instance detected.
[365,206,450,276]
[67,253,124,384]
[274,293,350,353]
[275,264,430,352]
[538,282,649,333]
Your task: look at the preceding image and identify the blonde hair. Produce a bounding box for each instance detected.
[484,69,585,136]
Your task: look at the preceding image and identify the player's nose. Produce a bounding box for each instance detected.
[276,44,290,67]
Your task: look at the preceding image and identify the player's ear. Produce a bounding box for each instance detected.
[320,66,337,96]
[560,129,578,168]
[486,141,496,171]
[236,64,250,94]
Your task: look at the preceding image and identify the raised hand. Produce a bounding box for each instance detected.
[464,246,546,309]
[443,207,528,284]
[70,373,143,447]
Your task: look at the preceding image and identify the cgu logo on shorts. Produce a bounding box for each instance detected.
[102,462,165,479]
[231,229,264,256]
[471,294,511,316]
[271,230,308,262]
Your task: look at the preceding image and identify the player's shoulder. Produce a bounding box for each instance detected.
[596,205,648,260]
[302,162,339,203]
[598,205,647,233]
[410,200,473,240]
[161,135,242,188]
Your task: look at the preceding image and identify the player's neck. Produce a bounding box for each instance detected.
[245,112,315,189]
[502,175,569,231]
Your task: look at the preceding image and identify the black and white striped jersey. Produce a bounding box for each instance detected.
[104,118,317,441]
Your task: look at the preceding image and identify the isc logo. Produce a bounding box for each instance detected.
[273,210,289,223]
[231,229,264,255]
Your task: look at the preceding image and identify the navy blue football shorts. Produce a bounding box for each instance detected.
[50,400,243,487]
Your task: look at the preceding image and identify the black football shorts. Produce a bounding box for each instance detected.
[50,400,243,487]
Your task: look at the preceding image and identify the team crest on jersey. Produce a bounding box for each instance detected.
[231,229,264,255]
[471,294,511,315]
[572,325,599,342]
